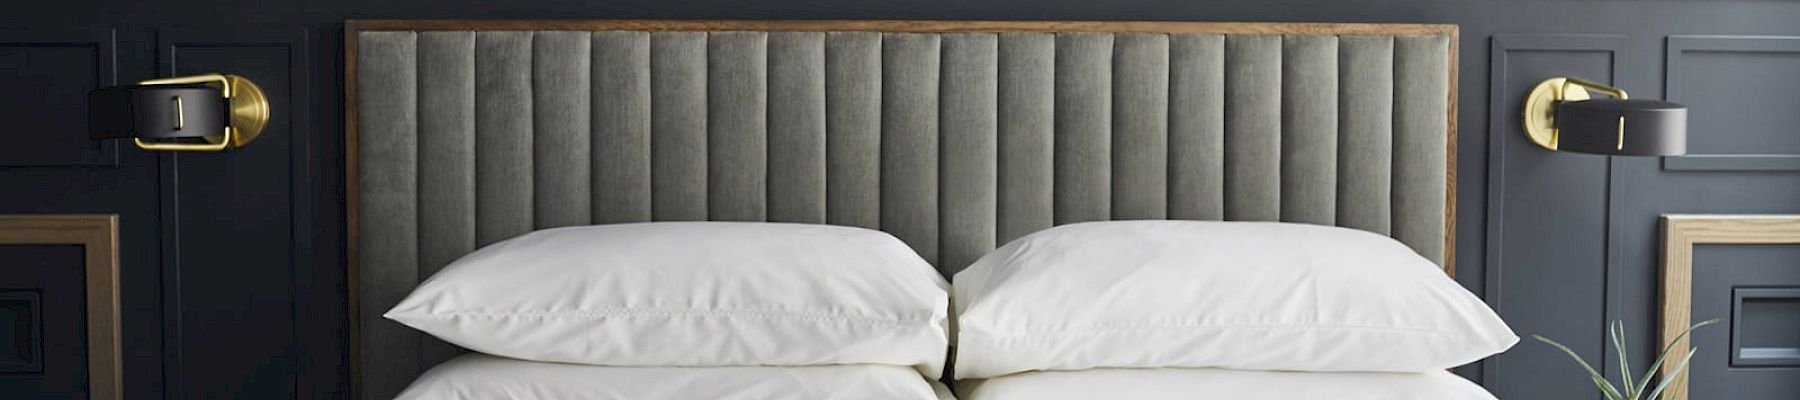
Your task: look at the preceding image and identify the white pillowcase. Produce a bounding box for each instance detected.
[953,220,1516,379]
[398,353,955,400]
[955,368,1496,400]
[387,222,951,376]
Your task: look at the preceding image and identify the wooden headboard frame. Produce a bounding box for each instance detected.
[345,19,1457,398]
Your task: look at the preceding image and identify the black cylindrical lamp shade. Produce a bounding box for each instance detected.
[1555,99,1687,156]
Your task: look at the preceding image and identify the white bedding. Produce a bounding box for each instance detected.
[955,368,1496,400]
[397,353,954,400]
[953,221,1515,377]
[387,222,951,376]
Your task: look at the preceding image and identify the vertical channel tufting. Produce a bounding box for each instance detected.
[766,32,827,223]
[880,33,942,265]
[1053,33,1114,224]
[1279,35,1339,225]
[1167,34,1226,220]
[356,27,1460,399]
[1393,35,1450,264]
[414,31,475,368]
[591,32,653,223]
[357,31,419,400]
[1222,35,1282,221]
[995,33,1055,244]
[707,32,770,221]
[939,33,999,273]
[1337,36,1394,234]
[824,32,882,230]
[532,32,593,228]
[1111,33,1170,220]
[474,32,535,246]
[414,32,474,282]
[650,32,709,221]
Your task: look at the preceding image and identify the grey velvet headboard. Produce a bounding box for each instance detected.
[347,19,1457,399]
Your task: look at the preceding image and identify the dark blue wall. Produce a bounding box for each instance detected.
[3,0,1800,398]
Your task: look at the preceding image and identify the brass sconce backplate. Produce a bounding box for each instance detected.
[1522,77,1629,151]
[1523,78,1588,150]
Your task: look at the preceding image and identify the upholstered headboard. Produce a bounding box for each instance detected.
[346,20,1457,399]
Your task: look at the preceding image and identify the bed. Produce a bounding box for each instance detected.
[346,19,1458,399]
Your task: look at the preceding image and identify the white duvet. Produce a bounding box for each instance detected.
[397,353,953,400]
[956,368,1496,400]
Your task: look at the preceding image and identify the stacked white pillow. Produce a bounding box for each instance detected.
[401,353,954,400]
[955,368,1497,400]
[385,220,1514,398]
[952,220,1516,399]
[385,222,954,399]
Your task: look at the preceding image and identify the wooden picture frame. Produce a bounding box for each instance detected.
[1659,214,1800,400]
[0,215,120,400]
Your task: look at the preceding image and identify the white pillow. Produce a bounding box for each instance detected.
[387,222,951,376]
[399,353,954,400]
[955,368,1496,400]
[953,220,1515,379]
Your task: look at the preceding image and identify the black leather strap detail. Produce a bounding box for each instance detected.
[87,85,228,140]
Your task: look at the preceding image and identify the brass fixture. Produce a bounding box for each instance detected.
[1521,77,1686,156]
[87,73,271,152]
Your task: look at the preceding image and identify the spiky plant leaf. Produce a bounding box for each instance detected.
[1631,319,1719,398]
[1535,319,1719,400]
[1612,321,1635,399]
[1644,348,1698,400]
[1592,375,1626,400]
[1533,334,1621,397]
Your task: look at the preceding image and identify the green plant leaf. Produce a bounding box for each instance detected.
[1533,334,1621,397]
[1593,375,1626,400]
[1537,319,1719,400]
[1612,321,1635,399]
[1644,348,1698,400]
[1632,319,1719,398]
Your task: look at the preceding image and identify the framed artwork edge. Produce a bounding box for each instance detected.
[0,214,121,400]
[1659,214,1800,400]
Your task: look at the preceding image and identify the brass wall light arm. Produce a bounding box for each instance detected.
[1560,77,1629,100]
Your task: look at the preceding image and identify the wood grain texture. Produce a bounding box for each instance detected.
[1659,214,1800,400]
[341,23,363,400]
[1444,26,1459,277]
[0,214,120,400]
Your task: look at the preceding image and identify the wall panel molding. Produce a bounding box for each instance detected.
[0,28,119,168]
[155,27,324,398]
[1485,33,1626,398]
[0,290,43,373]
[1662,35,1800,172]
[0,215,120,400]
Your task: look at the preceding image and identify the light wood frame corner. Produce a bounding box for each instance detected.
[1659,214,1800,400]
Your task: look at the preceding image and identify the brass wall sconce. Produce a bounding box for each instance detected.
[1522,77,1687,156]
[87,73,270,152]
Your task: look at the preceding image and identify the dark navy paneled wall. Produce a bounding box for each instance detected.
[4,0,1800,398]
